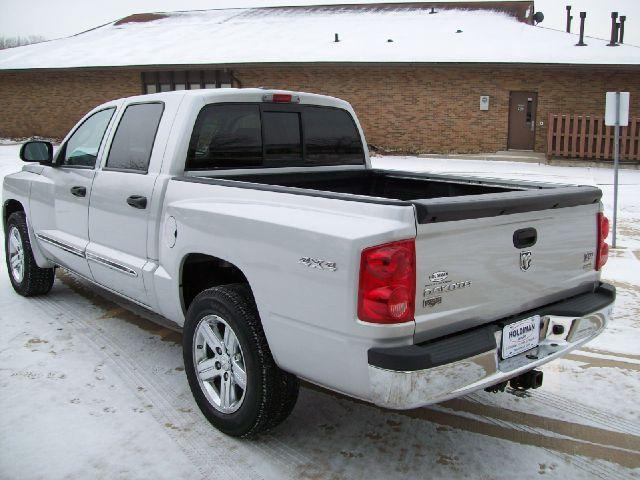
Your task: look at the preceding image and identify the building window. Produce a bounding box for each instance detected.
[142,70,233,94]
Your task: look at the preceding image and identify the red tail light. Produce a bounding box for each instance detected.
[358,239,416,324]
[596,212,610,270]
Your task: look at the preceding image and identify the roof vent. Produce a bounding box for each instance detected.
[608,12,619,46]
[575,12,587,46]
[619,16,626,44]
[455,29,463,33]
[565,5,572,33]
[334,33,340,42]
[429,7,437,14]
[387,38,394,43]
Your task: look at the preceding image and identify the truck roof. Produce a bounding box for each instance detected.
[117,88,353,111]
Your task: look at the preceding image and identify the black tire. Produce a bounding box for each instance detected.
[267,367,300,430]
[4,211,55,296]
[183,284,299,437]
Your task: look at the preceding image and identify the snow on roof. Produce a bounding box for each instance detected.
[0,3,638,70]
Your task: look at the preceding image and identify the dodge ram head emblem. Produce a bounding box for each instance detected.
[520,251,533,271]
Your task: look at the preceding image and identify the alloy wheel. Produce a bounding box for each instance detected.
[8,226,25,283]
[193,315,247,413]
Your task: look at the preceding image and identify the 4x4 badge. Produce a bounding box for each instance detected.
[299,256,337,272]
[520,251,533,271]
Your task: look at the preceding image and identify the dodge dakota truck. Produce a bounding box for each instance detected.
[3,89,614,437]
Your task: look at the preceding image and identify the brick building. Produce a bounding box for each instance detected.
[0,2,638,158]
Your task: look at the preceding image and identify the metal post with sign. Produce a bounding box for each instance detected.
[605,91,630,248]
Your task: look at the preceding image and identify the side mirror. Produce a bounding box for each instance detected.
[19,141,53,164]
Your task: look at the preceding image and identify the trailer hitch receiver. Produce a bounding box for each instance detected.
[510,369,543,390]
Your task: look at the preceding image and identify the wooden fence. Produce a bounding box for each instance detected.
[546,113,640,162]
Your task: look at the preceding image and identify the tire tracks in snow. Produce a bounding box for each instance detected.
[28,293,263,480]
[26,288,320,480]
[22,273,640,478]
[501,388,640,438]
[446,396,640,480]
[55,273,332,478]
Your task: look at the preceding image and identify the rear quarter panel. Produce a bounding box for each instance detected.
[153,180,416,399]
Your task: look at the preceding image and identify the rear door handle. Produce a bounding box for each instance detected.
[70,186,86,197]
[126,195,147,209]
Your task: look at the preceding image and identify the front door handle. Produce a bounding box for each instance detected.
[70,186,86,197]
[126,195,147,209]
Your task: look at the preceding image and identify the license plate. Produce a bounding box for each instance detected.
[501,315,541,360]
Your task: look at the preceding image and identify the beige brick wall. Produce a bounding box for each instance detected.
[0,66,638,154]
[0,70,141,139]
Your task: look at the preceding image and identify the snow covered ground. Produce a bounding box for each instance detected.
[1,143,639,479]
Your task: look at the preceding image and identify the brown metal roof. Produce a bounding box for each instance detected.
[253,2,535,23]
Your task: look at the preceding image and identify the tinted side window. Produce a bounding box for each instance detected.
[304,107,364,165]
[106,103,164,172]
[263,111,302,164]
[61,108,115,167]
[187,104,262,170]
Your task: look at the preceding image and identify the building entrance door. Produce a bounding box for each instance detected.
[508,91,537,150]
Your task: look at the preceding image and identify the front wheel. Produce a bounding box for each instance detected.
[183,284,299,437]
[4,212,55,296]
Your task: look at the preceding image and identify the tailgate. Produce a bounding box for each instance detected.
[413,198,602,343]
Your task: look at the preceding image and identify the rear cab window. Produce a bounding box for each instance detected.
[188,105,262,169]
[304,106,365,166]
[186,103,364,170]
[263,111,302,165]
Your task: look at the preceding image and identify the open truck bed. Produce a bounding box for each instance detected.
[182,168,602,223]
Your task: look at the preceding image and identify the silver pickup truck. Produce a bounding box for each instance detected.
[3,89,614,437]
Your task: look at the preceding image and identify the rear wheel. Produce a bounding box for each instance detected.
[183,284,299,437]
[4,212,54,296]
[192,314,248,414]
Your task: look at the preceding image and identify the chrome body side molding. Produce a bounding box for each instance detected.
[85,252,138,277]
[34,233,137,278]
[35,233,85,257]
[57,266,154,311]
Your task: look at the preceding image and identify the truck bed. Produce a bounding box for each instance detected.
[222,169,516,200]
[183,168,602,223]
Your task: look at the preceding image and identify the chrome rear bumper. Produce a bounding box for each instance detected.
[368,284,614,410]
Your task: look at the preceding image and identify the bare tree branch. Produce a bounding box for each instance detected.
[0,35,47,50]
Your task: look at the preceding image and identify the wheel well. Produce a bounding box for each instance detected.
[180,253,251,314]
[3,199,24,230]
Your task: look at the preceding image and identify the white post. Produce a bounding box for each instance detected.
[605,91,629,249]
[612,92,620,248]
